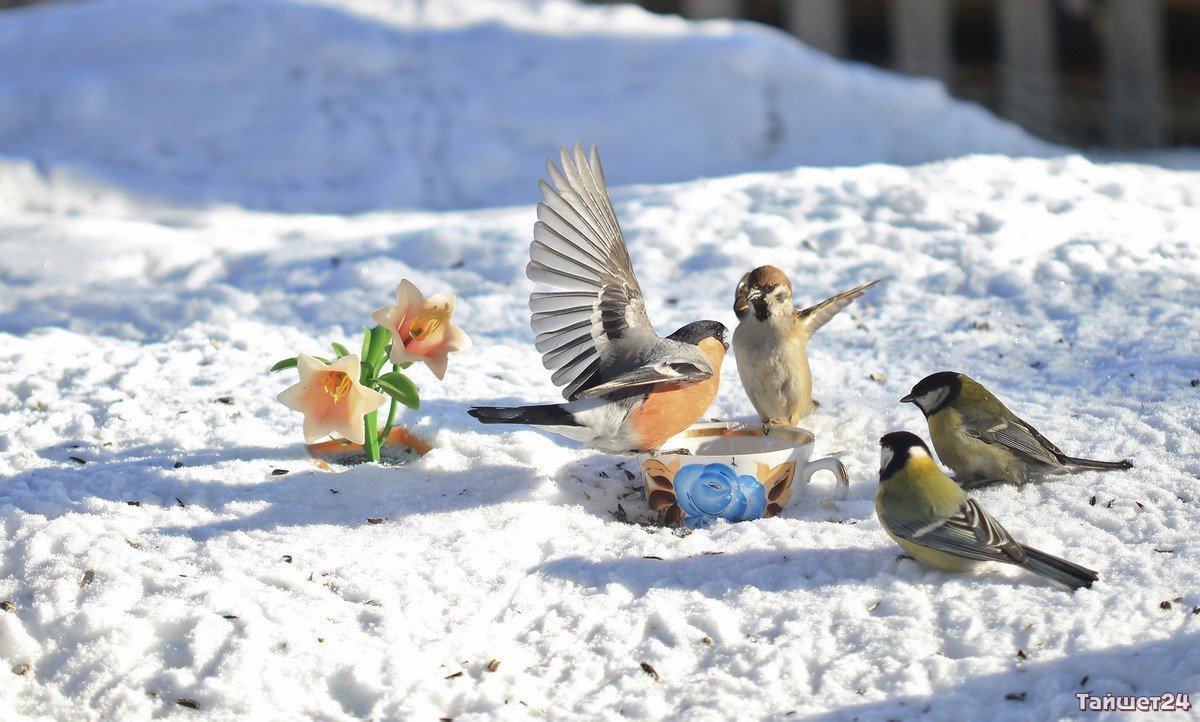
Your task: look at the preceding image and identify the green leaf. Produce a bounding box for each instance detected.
[360,325,372,361]
[374,371,419,410]
[366,325,392,371]
[331,342,351,358]
[269,357,298,372]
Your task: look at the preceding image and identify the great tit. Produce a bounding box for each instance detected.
[876,431,1099,591]
[902,371,1132,488]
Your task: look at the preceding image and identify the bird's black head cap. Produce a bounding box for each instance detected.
[878,431,932,480]
[668,320,729,350]
[900,371,963,416]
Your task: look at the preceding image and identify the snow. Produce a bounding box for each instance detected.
[1,0,1199,719]
[0,0,1055,214]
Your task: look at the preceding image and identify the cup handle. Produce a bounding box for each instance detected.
[798,456,849,500]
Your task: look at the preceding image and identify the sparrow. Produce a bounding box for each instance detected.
[468,144,728,453]
[902,371,1133,488]
[732,265,883,426]
[876,431,1098,591]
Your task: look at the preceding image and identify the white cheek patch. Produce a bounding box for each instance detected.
[907,445,930,459]
[919,388,949,412]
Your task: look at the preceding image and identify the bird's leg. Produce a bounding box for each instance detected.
[958,477,1007,491]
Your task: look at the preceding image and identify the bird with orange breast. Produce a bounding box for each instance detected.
[733,266,883,426]
[468,144,728,453]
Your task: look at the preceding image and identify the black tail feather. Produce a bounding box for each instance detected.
[1020,545,1099,591]
[468,404,579,427]
[1059,455,1133,471]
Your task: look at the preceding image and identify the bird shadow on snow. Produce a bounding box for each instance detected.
[18,431,540,541]
[802,631,1200,721]
[539,545,893,597]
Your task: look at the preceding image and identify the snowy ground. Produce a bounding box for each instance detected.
[2,0,1200,720]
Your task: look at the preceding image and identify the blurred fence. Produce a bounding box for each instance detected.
[598,0,1200,149]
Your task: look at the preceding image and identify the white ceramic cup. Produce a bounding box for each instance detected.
[638,421,848,527]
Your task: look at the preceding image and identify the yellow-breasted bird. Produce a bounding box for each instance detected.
[902,371,1132,488]
[732,265,883,426]
[876,431,1099,591]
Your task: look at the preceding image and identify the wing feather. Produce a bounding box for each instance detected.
[541,334,598,368]
[530,307,594,334]
[886,498,1025,564]
[798,278,885,335]
[526,262,600,292]
[529,241,605,285]
[535,321,592,353]
[533,215,609,269]
[962,411,1063,468]
[551,353,602,391]
[530,291,596,313]
[526,143,655,400]
[575,362,711,398]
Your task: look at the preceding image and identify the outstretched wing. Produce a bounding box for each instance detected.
[960,407,1065,469]
[573,359,713,399]
[527,143,657,400]
[797,278,885,336]
[885,498,1026,564]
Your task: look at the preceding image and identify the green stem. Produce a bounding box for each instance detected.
[363,411,380,463]
[378,368,400,442]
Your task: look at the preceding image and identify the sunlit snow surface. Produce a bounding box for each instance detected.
[1,0,1199,720]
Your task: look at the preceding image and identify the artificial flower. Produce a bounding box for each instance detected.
[672,463,767,528]
[371,279,471,380]
[276,353,387,445]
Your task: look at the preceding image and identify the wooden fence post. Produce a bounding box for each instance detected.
[785,0,847,57]
[892,0,953,82]
[680,0,741,20]
[1099,0,1166,147]
[997,0,1058,141]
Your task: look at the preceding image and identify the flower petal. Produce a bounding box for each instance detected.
[422,351,449,381]
[277,353,386,446]
[295,353,327,381]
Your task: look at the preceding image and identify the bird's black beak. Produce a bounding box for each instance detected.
[900,393,915,404]
[751,295,769,322]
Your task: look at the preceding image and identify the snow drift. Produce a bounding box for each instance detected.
[0,0,1053,213]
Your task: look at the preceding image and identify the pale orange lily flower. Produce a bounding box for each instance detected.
[277,354,387,445]
[371,279,471,380]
